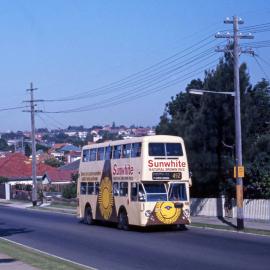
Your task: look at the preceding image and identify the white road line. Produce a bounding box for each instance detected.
[0,237,98,270]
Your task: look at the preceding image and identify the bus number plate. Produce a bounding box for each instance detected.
[152,172,182,180]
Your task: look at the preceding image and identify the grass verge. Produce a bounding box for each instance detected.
[189,222,270,236]
[0,238,94,270]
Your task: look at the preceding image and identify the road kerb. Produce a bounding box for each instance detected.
[188,222,270,237]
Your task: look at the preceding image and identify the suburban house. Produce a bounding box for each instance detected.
[0,153,75,201]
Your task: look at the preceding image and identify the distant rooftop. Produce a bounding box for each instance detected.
[59,144,81,152]
[60,159,80,171]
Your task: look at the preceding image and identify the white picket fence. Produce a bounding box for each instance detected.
[191,197,270,220]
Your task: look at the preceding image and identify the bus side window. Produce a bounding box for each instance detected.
[120,182,128,196]
[131,183,138,201]
[105,146,112,160]
[95,182,100,194]
[87,182,95,195]
[122,144,131,158]
[82,150,90,162]
[113,182,119,196]
[80,182,87,195]
[113,145,122,159]
[131,143,141,157]
[90,148,97,161]
[97,147,105,161]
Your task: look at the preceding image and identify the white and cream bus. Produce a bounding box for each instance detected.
[77,135,191,229]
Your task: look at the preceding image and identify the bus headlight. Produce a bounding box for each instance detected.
[183,209,190,218]
[145,210,151,217]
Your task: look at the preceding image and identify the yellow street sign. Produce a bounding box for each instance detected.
[234,166,245,178]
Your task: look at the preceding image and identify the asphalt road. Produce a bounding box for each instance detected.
[0,205,270,270]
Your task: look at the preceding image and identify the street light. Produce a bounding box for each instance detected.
[189,89,235,96]
[189,87,244,230]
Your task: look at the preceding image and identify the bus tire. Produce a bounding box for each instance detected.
[118,209,129,231]
[84,206,94,225]
[175,224,187,231]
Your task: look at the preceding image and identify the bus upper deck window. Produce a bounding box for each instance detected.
[122,144,131,158]
[97,147,105,160]
[149,143,183,156]
[105,146,112,160]
[166,143,183,156]
[90,148,97,161]
[131,143,141,157]
[113,145,122,159]
[82,149,90,162]
[149,143,165,156]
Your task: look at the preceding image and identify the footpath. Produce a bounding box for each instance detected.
[0,252,39,270]
[191,215,270,231]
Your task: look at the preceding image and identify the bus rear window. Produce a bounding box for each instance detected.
[149,143,183,156]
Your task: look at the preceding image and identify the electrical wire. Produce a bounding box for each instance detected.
[43,58,218,113]
[43,35,221,102]
[42,59,218,114]
[0,105,28,112]
[253,56,270,82]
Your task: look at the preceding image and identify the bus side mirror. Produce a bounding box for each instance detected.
[189,171,192,187]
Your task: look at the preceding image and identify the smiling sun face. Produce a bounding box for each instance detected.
[98,177,113,220]
[155,202,181,224]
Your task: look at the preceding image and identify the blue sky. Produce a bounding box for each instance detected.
[0,0,270,131]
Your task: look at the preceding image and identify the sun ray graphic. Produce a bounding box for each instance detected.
[98,177,114,220]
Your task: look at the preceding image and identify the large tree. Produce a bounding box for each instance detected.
[156,56,270,198]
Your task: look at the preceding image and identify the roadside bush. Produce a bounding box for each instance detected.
[62,184,77,199]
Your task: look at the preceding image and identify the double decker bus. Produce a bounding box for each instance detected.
[77,135,191,229]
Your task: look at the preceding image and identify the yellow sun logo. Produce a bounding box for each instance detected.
[155,202,181,224]
[98,177,114,220]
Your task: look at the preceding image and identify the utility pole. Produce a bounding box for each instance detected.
[21,137,24,155]
[23,83,43,206]
[215,16,254,230]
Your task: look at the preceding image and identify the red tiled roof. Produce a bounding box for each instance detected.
[44,169,75,183]
[0,153,56,179]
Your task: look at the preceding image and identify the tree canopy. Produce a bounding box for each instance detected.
[156,55,270,198]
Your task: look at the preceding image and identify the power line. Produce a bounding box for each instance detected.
[40,43,222,114]
[47,49,217,105]
[42,113,66,129]
[43,59,218,113]
[42,59,218,114]
[253,56,270,82]
[43,35,221,102]
[256,54,270,68]
[0,105,28,112]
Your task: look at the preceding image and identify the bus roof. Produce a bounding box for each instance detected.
[82,135,184,150]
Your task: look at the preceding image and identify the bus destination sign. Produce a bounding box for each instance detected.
[152,172,182,180]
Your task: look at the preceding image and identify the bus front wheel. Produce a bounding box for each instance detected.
[84,206,94,225]
[118,209,129,231]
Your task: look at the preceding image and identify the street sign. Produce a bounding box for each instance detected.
[234,166,245,178]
